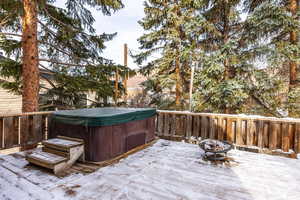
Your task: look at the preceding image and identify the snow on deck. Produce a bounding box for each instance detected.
[0,139,300,200]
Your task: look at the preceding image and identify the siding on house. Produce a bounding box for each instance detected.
[0,77,52,114]
[0,88,22,114]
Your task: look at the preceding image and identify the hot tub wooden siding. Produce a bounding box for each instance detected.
[48,116,155,162]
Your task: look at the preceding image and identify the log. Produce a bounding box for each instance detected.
[175,115,181,136]
[246,120,255,146]
[218,117,225,141]
[3,117,19,148]
[236,119,243,145]
[20,116,30,145]
[209,117,215,139]
[181,115,186,136]
[257,121,264,148]
[163,114,170,136]
[289,124,295,150]
[214,118,219,139]
[157,113,164,136]
[226,119,234,142]
[32,115,43,143]
[42,115,48,140]
[241,120,247,145]
[170,114,176,136]
[263,122,269,148]
[201,116,208,139]
[295,123,300,153]
[281,123,290,152]
[269,122,280,150]
[186,115,192,138]
[192,116,200,138]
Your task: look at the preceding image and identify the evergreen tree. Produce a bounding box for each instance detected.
[193,0,250,114]
[191,0,285,116]
[243,0,300,116]
[133,0,204,110]
[0,0,129,111]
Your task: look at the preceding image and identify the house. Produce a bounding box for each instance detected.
[0,69,97,114]
[126,73,147,100]
[0,86,22,114]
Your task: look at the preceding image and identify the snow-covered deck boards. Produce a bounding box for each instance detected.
[0,139,300,200]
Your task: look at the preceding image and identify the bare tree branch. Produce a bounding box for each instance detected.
[0,14,12,27]
[39,58,88,67]
[0,32,22,37]
[43,7,81,32]
[40,74,56,88]
[38,40,90,64]
[39,63,56,73]
[251,94,283,117]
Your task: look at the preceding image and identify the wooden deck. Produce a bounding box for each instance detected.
[0,140,299,200]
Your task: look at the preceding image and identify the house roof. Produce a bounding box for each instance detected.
[0,139,299,199]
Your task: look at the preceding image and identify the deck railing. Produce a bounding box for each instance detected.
[156,110,300,154]
[1,110,300,155]
[0,111,53,150]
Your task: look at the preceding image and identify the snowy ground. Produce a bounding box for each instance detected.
[0,139,300,200]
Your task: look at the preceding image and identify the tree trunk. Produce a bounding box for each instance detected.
[22,0,39,112]
[224,58,230,114]
[114,66,119,105]
[288,0,299,116]
[223,3,230,114]
[289,0,298,89]
[123,43,128,103]
[175,56,181,109]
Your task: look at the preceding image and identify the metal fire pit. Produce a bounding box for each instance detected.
[199,139,233,161]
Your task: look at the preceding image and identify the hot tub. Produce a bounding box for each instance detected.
[48,107,156,162]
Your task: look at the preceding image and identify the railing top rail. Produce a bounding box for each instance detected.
[0,111,54,118]
[157,110,300,123]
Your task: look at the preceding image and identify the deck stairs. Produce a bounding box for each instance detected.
[26,136,84,175]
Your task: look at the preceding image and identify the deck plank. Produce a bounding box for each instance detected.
[0,139,300,200]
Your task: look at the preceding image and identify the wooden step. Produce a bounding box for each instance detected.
[42,147,70,159]
[42,138,83,152]
[57,135,84,143]
[26,151,67,170]
[27,137,85,175]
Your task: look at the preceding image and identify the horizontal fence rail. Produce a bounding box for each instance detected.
[0,111,53,150]
[156,110,300,154]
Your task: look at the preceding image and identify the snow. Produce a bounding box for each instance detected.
[45,138,82,147]
[28,151,66,163]
[0,139,300,200]
[158,110,300,122]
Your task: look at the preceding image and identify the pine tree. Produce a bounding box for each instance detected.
[133,0,204,110]
[244,0,300,116]
[0,0,126,111]
[193,0,250,114]
[192,0,285,116]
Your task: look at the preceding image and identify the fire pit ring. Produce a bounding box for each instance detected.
[199,139,233,161]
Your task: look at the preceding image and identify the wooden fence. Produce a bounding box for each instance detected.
[156,110,300,154]
[1,110,300,154]
[0,111,53,150]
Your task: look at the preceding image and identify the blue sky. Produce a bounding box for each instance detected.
[56,0,145,69]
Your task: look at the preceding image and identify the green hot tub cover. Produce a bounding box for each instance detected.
[51,107,157,127]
